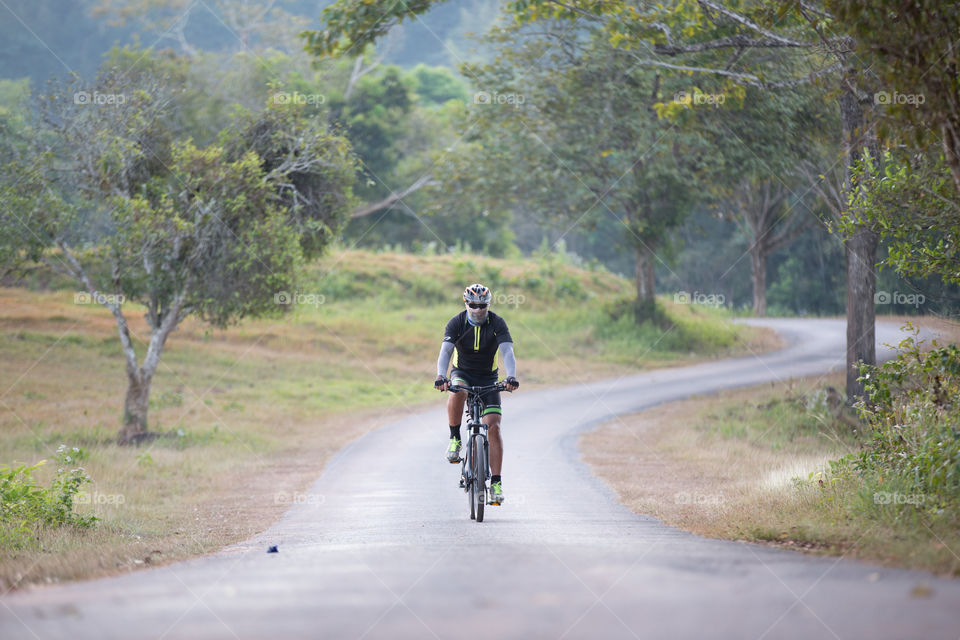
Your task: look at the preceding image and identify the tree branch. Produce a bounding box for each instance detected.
[57,239,139,377]
[696,0,811,47]
[655,35,812,55]
[351,173,437,218]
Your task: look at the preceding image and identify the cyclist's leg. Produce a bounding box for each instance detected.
[447,369,469,426]
[484,413,503,476]
[480,386,503,475]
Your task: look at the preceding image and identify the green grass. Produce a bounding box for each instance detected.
[698,390,861,454]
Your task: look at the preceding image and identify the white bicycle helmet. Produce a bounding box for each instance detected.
[463,283,492,323]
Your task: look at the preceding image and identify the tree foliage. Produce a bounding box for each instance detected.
[828,0,960,192]
[0,58,356,441]
[844,151,960,287]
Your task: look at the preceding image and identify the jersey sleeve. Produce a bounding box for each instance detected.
[494,316,513,345]
[443,315,461,343]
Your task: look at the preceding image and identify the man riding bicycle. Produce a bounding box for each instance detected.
[435,284,519,506]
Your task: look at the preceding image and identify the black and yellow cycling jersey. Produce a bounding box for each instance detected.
[442,310,513,374]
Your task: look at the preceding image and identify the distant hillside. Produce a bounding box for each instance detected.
[0,0,503,87]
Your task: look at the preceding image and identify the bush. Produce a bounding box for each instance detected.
[852,326,960,508]
[0,445,97,549]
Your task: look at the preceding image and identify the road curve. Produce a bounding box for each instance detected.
[3,318,958,639]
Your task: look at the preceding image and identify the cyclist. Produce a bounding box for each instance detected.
[434,283,519,505]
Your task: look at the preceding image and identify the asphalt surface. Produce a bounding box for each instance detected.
[3,318,959,639]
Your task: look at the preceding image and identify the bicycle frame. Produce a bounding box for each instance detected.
[448,382,505,522]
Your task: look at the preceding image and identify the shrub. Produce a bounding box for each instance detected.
[0,445,97,549]
[852,326,960,507]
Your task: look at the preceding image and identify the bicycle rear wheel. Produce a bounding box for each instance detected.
[473,437,485,522]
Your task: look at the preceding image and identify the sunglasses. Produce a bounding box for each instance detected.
[466,303,488,309]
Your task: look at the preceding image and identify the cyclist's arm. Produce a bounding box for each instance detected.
[500,342,517,379]
[437,341,454,377]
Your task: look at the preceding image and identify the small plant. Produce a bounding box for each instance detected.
[0,445,97,549]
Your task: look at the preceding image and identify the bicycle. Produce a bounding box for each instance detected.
[447,381,509,523]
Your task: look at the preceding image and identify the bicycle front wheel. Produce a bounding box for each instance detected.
[473,437,485,522]
[467,438,476,520]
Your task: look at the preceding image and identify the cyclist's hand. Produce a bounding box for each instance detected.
[505,376,519,391]
[434,375,450,391]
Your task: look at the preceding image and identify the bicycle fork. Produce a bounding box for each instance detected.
[459,427,489,490]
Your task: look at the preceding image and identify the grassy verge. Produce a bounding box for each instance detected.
[0,248,775,590]
[581,318,960,576]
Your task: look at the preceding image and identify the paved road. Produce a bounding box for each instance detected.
[3,319,958,639]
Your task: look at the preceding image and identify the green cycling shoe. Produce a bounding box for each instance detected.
[446,438,461,463]
[488,481,504,505]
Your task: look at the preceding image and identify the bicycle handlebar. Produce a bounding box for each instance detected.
[447,382,511,394]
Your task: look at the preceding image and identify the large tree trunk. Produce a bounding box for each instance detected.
[634,242,657,323]
[120,370,154,445]
[839,82,879,403]
[749,242,767,317]
[845,228,879,403]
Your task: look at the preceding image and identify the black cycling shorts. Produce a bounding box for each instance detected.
[450,368,501,416]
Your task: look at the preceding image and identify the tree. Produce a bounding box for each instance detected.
[462,25,704,319]
[670,79,834,318]
[829,0,960,193]
[827,2,960,297]
[0,67,356,443]
[724,178,811,316]
[304,0,885,401]
[0,79,34,165]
